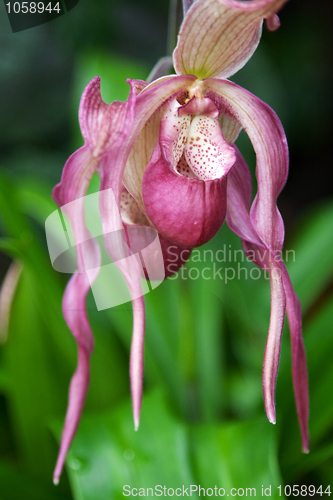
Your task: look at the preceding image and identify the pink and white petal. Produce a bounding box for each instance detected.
[117,75,197,212]
[78,76,136,157]
[52,147,101,484]
[120,186,149,226]
[226,149,309,450]
[173,0,288,79]
[158,99,191,171]
[123,109,162,213]
[176,153,198,179]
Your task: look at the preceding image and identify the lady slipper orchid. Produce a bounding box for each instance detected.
[52,0,309,484]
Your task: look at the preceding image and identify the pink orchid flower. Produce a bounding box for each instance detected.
[52,0,309,484]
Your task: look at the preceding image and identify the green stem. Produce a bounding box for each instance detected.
[167,0,182,56]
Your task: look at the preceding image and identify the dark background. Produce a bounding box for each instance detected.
[0,0,332,219]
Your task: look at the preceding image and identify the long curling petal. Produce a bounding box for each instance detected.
[226,148,309,451]
[225,146,286,423]
[173,0,288,79]
[206,78,289,422]
[282,268,309,453]
[88,75,196,429]
[130,296,146,430]
[52,76,142,482]
[96,81,197,428]
[99,160,146,430]
[53,276,95,485]
[52,147,101,484]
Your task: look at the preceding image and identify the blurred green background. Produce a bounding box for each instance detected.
[1,0,333,498]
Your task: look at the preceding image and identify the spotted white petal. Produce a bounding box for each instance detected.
[184,116,236,180]
[176,153,197,178]
[159,99,191,166]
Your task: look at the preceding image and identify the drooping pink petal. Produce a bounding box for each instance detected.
[99,164,147,430]
[52,276,95,485]
[226,148,309,451]
[52,76,139,482]
[282,267,309,453]
[206,79,289,423]
[173,0,288,80]
[88,76,196,429]
[52,147,101,485]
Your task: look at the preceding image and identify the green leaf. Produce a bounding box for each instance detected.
[58,391,284,500]
[57,391,195,500]
[191,417,283,497]
[286,201,333,311]
[0,460,70,500]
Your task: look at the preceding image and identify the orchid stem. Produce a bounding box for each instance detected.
[167,0,181,57]
[147,56,173,83]
[166,0,195,62]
